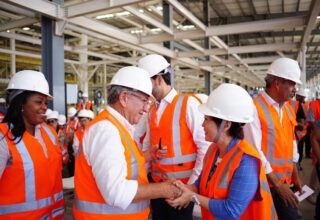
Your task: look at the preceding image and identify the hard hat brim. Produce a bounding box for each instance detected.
[267,72,302,85]
[198,103,254,124]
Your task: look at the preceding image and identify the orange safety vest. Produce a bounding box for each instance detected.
[73,109,150,220]
[77,101,92,111]
[295,125,307,141]
[73,128,84,157]
[289,100,299,114]
[254,94,296,185]
[308,100,320,122]
[150,94,199,183]
[66,118,79,136]
[0,123,64,219]
[199,140,277,220]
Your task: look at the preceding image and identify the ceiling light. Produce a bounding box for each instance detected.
[156,6,163,11]
[151,28,161,32]
[96,14,114,19]
[23,27,30,31]
[116,11,130,16]
[139,9,144,13]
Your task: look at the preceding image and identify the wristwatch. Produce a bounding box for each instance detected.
[191,194,200,205]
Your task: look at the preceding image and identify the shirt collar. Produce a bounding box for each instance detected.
[106,106,135,135]
[262,91,282,108]
[162,88,177,104]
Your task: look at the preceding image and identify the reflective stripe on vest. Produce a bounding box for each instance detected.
[75,197,148,214]
[152,170,193,179]
[0,191,63,214]
[41,124,57,145]
[218,148,241,188]
[157,95,196,166]
[255,97,288,166]
[107,115,139,180]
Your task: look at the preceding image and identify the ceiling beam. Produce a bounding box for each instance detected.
[65,0,145,18]
[178,43,298,57]
[123,6,173,35]
[0,17,37,32]
[241,56,281,64]
[297,0,320,58]
[206,15,305,36]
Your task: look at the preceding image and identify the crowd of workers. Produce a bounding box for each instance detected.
[0,54,320,220]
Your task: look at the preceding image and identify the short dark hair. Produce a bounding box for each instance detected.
[210,116,245,139]
[151,72,171,85]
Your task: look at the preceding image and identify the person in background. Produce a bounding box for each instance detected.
[138,54,210,220]
[77,92,93,111]
[46,110,59,132]
[167,83,277,220]
[57,114,69,165]
[73,66,182,219]
[0,70,64,219]
[0,98,7,122]
[73,109,94,157]
[244,57,303,219]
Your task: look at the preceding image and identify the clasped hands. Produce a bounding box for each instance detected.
[163,180,195,210]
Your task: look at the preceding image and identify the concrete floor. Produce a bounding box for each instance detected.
[63,158,318,220]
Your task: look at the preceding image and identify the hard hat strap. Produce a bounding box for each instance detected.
[213,120,226,144]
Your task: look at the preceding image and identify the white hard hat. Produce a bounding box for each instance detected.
[109,66,152,97]
[82,92,88,98]
[67,107,77,118]
[266,58,302,84]
[78,109,93,119]
[7,70,52,98]
[138,54,170,77]
[296,89,307,97]
[47,110,59,120]
[198,83,255,123]
[45,108,53,116]
[195,94,208,103]
[58,114,66,125]
[0,98,6,103]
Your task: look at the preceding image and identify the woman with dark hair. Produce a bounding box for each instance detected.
[0,70,64,219]
[167,84,277,220]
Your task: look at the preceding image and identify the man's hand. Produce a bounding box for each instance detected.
[161,181,182,200]
[274,182,299,207]
[151,145,168,160]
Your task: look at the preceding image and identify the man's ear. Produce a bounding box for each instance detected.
[119,91,128,107]
[224,121,232,132]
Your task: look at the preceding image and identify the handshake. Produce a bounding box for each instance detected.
[161,180,197,210]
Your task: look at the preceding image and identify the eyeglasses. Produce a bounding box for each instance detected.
[47,119,56,124]
[128,92,152,107]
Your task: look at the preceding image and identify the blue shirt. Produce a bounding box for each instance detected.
[194,138,259,220]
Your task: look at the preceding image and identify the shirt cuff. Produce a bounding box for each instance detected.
[264,161,273,174]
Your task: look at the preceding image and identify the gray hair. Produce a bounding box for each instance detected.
[107,85,133,104]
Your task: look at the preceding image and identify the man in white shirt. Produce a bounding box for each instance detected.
[73,66,181,219]
[244,58,303,220]
[138,54,210,220]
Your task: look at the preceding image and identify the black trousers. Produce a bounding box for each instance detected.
[298,136,305,164]
[148,174,194,220]
[270,188,299,220]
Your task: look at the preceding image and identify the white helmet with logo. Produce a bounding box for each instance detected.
[109,66,152,97]
[67,107,77,118]
[7,70,52,98]
[138,54,170,77]
[199,83,255,123]
[267,58,302,84]
[82,92,88,98]
[296,89,307,97]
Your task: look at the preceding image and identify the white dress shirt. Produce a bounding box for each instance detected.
[243,92,299,174]
[0,124,49,178]
[82,106,138,210]
[141,88,210,184]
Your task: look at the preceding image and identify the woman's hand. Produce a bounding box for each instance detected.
[166,181,193,209]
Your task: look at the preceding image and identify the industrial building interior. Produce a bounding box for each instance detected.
[1,0,320,219]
